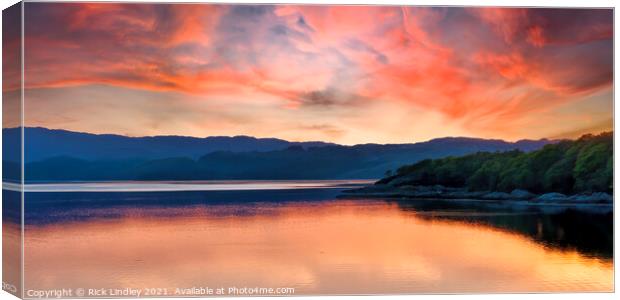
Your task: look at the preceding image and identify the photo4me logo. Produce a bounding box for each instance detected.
[228,287,295,295]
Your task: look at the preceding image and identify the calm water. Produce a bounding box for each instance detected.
[17,181,614,294]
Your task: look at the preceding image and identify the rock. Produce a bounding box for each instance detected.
[432,184,446,191]
[510,189,536,200]
[343,183,612,205]
[343,184,390,194]
[444,191,487,199]
[481,191,512,200]
[412,191,442,197]
[568,194,590,202]
[411,185,433,192]
[535,192,567,202]
[592,192,613,203]
[568,192,613,203]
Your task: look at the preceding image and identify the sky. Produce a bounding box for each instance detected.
[13,3,614,144]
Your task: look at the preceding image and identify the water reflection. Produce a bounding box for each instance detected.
[22,188,613,294]
[390,199,613,258]
[3,190,22,296]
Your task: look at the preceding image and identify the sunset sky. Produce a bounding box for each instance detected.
[15,3,613,144]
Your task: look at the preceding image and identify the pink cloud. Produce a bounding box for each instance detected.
[19,4,613,141]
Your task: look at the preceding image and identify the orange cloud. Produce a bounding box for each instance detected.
[18,4,613,143]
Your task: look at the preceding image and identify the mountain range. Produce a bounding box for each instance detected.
[3,127,334,163]
[2,127,555,181]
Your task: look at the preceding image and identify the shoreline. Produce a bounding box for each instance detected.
[339,184,613,213]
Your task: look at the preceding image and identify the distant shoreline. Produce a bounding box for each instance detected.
[339,184,613,213]
[345,132,614,215]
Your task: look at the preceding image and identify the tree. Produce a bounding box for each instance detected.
[381,132,612,194]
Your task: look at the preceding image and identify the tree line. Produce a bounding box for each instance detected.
[381,132,612,194]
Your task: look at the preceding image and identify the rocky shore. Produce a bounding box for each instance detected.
[341,184,613,204]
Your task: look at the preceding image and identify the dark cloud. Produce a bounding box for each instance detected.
[298,88,367,107]
[345,38,389,64]
[214,4,314,69]
[522,9,612,46]
[296,16,314,32]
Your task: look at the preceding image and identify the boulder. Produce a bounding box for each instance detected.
[481,191,512,200]
[510,189,536,200]
[592,192,613,203]
[535,192,567,202]
[411,185,434,193]
[568,192,613,203]
[444,190,487,199]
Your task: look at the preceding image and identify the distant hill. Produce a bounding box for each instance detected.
[12,127,556,181]
[3,127,334,163]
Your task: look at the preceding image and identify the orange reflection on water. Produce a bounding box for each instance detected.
[24,200,613,294]
[3,222,22,296]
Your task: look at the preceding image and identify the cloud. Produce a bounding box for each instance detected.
[298,88,368,108]
[298,124,346,139]
[550,118,613,140]
[345,39,389,65]
[17,4,613,143]
[23,3,228,93]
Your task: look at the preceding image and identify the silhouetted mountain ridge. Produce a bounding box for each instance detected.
[11,127,558,181]
[3,127,335,162]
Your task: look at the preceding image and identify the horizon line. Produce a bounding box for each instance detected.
[1,125,600,146]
